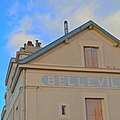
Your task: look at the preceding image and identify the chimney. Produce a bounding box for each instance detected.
[16,40,42,61]
[35,40,41,47]
[27,41,33,46]
[64,21,68,35]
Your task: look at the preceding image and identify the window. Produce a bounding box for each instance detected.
[85,98,103,120]
[61,105,66,115]
[59,104,70,118]
[84,47,99,68]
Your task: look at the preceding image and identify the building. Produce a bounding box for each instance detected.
[2,20,120,120]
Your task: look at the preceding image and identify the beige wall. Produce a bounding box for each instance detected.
[25,69,120,120]
[29,29,120,68]
[26,69,120,87]
[26,87,37,120]
[3,71,24,120]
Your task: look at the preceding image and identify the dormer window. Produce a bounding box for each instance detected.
[84,47,99,68]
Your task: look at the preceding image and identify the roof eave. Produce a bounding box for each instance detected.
[5,58,16,86]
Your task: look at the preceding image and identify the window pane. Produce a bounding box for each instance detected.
[85,98,103,120]
[61,105,66,115]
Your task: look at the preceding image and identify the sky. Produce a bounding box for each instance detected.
[0,0,120,117]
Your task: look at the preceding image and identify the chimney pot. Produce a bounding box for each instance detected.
[36,40,41,47]
[24,43,26,48]
[38,42,41,47]
[64,21,68,35]
[27,41,32,46]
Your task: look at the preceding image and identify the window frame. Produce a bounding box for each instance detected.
[85,98,104,120]
[82,93,109,120]
[84,46,99,68]
[80,41,104,68]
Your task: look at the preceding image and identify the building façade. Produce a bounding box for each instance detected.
[2,20,120,120]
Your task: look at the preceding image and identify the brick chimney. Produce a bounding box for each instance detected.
[16,40,42,61]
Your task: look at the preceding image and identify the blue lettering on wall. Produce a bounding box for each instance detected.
[42,75,120,88]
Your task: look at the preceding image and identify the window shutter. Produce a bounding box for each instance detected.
[91,48,98,68]
[85,98,103,120]
[84,47,98,68]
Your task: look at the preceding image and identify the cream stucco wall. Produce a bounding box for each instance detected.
[24,69,120,120]
[3,71,24,120]
[29,29,120,68]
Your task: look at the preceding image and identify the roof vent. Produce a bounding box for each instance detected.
[64,21,68,35]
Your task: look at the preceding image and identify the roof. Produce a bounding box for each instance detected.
[5,58,16,85]
[19,20,120,64]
